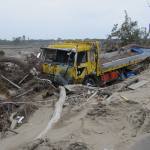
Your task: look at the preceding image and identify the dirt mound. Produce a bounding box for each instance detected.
[128,108,150,136]
[87,103,111,117]
[35,140,63,150]
[21,139,89,150]
[128,108,146,130]
[140,115,150,134]
[67,142,89,150]
[86,97,149,136]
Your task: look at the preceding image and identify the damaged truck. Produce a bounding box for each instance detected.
[38,41,150,86]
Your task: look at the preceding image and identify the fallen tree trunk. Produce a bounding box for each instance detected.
[36,86,66,139]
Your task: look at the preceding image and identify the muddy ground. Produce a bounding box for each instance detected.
[0,45,150,150]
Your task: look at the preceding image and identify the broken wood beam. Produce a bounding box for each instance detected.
[18,74,29,85]
[118,78,139,91]
[14,89,33,99]
[128,80,149,90]
[0,74,21,89]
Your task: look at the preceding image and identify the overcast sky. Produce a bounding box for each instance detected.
[0,0,149,40]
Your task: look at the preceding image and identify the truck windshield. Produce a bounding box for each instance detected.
[44,49,75,66]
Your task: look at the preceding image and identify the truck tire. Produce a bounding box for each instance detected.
[83,76,98,87]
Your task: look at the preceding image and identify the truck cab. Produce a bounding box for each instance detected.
[39,41,100,85]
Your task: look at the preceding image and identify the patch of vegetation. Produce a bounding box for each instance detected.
[0,50,5,56]
[104,11,150,50]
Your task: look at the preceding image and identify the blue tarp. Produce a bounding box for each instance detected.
[131,48,143,54]
[131,47,150,55]
[126,71,136,78]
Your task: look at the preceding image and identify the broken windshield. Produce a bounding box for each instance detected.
[44,49,75,66]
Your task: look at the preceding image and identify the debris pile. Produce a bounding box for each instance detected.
[65,85,111,107]
[65,86,96,106]
[0,57,56,138]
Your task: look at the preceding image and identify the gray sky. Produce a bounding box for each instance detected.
[0,0,149,40]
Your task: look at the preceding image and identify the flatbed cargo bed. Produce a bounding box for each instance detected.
[101,48,150,73]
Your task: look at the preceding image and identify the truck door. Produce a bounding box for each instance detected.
[89,48,97,72]
[76,51,88,79]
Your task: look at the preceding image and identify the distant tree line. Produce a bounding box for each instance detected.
[12,35,26,44]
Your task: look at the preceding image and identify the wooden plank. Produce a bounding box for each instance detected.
[0,74,21,89]
[128,80,149,90]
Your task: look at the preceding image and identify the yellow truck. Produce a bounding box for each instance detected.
[38,41,150,86]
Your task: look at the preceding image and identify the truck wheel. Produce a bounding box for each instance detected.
[83,77,97,87]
